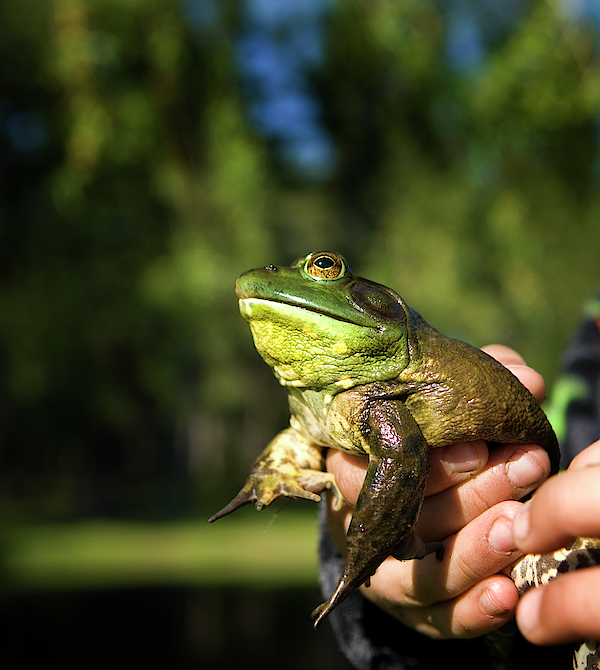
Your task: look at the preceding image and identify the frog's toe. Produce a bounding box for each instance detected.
[327,480,344,511]
[278,480,322,504]
[297,471,342,509]
[311,574,357,627]
[208,488,256,522]
[311,601,329,628]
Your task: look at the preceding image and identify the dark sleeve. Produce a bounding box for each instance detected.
[558,290,600,466]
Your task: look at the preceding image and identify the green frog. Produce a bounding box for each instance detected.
[209,250,559,627]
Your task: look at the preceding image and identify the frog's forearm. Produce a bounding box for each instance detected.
[208,427,341,522]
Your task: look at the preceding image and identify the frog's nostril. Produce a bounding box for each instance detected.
[265,265,279,272]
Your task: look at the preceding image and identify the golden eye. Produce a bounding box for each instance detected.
[304,252,345,280]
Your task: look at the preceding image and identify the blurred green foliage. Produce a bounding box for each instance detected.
[2,511,319,590]
[1,0,599,522]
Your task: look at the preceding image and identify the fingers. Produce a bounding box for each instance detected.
[325,450,367,507]
[326,441,551,549]
[360,502,524,638]
[481,344,527,366]
[427,440,489,496]
[325,441,551,641]
[325,440,491,508]
[568,438,600,470]
[325,439,551,640]
[416,443,551,543]
[513,463,600,554]
[511,440,600,645]
[481,344,546,403]
[516,566,600,645]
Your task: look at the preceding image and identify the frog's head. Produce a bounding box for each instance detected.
[235,251,419,391]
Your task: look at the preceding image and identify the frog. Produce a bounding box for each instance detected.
[208,250,559,628]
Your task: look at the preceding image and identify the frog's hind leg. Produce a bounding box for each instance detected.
[312,399,434,627]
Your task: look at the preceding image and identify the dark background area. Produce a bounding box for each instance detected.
[1,586,352,669]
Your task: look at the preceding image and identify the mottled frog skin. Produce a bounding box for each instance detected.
[209,251,559,626]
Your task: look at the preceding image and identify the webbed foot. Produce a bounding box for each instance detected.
[208,471,323,523]
[311,536,444,627]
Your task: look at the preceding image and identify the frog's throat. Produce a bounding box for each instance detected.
[239,298,410,390]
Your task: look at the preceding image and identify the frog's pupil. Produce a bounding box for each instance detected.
[315,257,334,269]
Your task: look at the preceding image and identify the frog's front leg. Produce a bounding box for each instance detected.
[208,427,342,523]
[312,398,441,626]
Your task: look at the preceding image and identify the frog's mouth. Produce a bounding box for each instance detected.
[238,296,361,327]
[234,270,368,327]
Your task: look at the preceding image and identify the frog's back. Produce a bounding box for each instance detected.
[402,326,560,473]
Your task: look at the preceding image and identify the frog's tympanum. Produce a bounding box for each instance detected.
[209,251,559,627]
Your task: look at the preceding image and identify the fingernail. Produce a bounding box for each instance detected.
[513,503,531,544]
[516,587,542,636]
[488,516,516,553]
[506,451,544,488]
[479,585,510,618]
[442,442,482,473]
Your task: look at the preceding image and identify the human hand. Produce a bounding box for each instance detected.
[513,439,600,646]
[325,344,553,639]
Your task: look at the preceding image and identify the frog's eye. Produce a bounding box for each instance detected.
[304,251,346,280]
